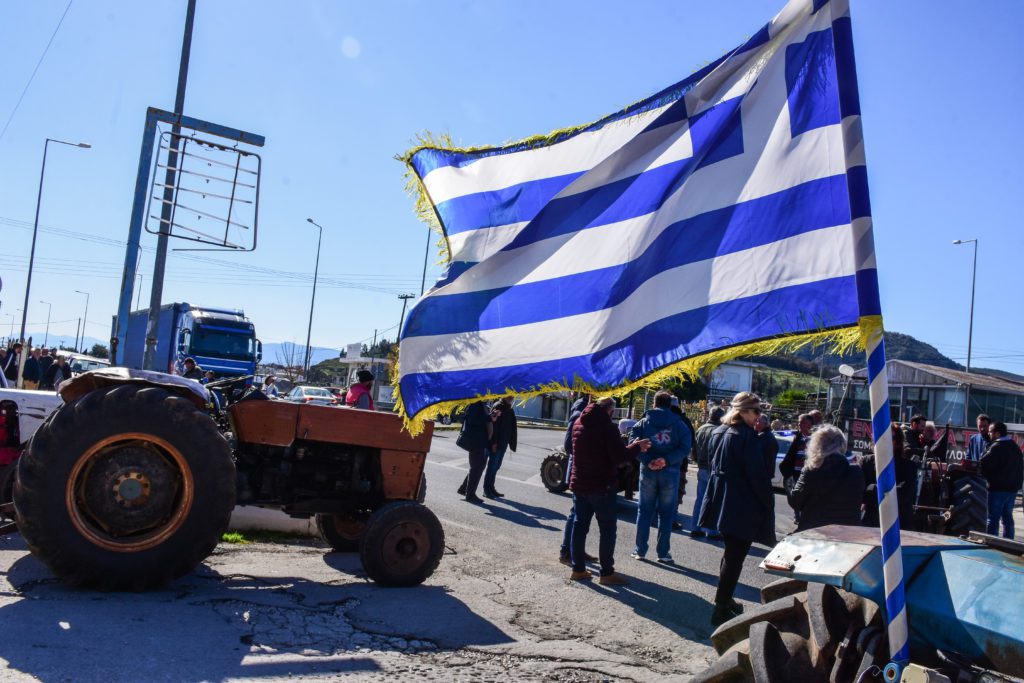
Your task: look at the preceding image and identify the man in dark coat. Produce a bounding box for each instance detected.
[699,392,775,626]
[481,397,517,498]
[569,398,650,585]
[779,413,812,523]
[457,401,493,504]
[22,348,42,390]
[37,348,54,378]
[902,415,926,460]
[980,422,1023,539]
[789,426,864,531]
[40,355,71,391]
[181,357,204,380]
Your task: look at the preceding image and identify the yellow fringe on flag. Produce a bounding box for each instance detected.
[394,315,883,436]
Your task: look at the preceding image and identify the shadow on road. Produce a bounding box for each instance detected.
[0,544,511,682]
[578,571,719,641]
[481,497,563,531]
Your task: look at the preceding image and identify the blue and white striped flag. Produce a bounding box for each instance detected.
[397,0,880,426]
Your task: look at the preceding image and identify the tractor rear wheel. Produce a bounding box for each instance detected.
[947,474,987,536]
[14,385,236,590]
[316,512,367,552]
[359,500,444,587]
[540,451,569,493]
[693,583,888,682]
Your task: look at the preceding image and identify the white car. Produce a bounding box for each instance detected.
[282,385,339,406]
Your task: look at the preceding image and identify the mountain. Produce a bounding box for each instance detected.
[751,331,963,376]
[260,342,339,367]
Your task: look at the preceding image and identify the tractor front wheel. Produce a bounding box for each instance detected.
[14,385,235,590]
[694,582,888,682]
[540,451,569,493]
[359,501,444,587]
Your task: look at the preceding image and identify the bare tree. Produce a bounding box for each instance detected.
[275,342,302,382]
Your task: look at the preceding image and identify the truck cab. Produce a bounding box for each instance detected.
[175,306,262,378]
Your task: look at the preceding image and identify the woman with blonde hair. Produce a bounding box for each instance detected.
[790,425,863,531]
[699,392,776,626]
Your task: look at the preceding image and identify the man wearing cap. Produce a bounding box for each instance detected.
[699,392,776,625]
[262,375,280,398]
[345,369,375,410]
[181,357,204,380]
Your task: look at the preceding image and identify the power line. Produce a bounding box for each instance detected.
[0,0,74,143]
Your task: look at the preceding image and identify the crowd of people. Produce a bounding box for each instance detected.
[1,343,74,391]
[454,397,520,503]
[547,391,1023,627]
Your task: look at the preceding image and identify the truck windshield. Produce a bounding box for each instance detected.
[191,328,254,360]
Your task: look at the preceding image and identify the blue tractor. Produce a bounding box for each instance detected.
[695,525,1024,682]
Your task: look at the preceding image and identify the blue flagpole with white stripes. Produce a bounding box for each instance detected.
[864,327,911,669]
[830,0,910,671]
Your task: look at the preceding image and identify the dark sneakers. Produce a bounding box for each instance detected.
[464,495,484,504]
[483,490,505,499]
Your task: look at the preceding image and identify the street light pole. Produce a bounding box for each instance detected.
[304,218,324,378]
[39,300,51,347]
[74,290,90,353]
[953,238,978,425]
[19,137,90,345]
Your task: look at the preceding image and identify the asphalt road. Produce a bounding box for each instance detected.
[0,427,798,682]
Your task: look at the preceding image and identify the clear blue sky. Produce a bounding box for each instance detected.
[1,1,1022,373]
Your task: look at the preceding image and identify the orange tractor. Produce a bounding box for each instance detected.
[11,369,443,589]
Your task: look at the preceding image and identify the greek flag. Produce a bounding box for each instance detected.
[397,0,879,425]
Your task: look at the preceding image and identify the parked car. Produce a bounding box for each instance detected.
[65,353,110,377]
[283,386,338,406]
[771,430,796,491]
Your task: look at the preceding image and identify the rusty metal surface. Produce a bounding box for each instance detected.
[380,450,426,500]
[229,400,299,447]
[59,368,208,408]
[295,405,433,453]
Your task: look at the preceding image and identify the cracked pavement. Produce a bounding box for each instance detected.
[0,428,795,681]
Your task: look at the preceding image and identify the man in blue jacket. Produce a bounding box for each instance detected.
[629,391,692,563]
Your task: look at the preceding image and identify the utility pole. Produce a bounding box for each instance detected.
[396,293,414,345]
[39,300,51,347]
[143,0,197,370]
[953,238,978,426]
[303,219,324,377]
[420,227,431,296]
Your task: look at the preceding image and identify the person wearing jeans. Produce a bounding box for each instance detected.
[634,469,682,561]
[629,391,692,562]
[483,397,518,498]
[571,488,619,578]
[981,421,1023,539]
[567,397,650,584]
